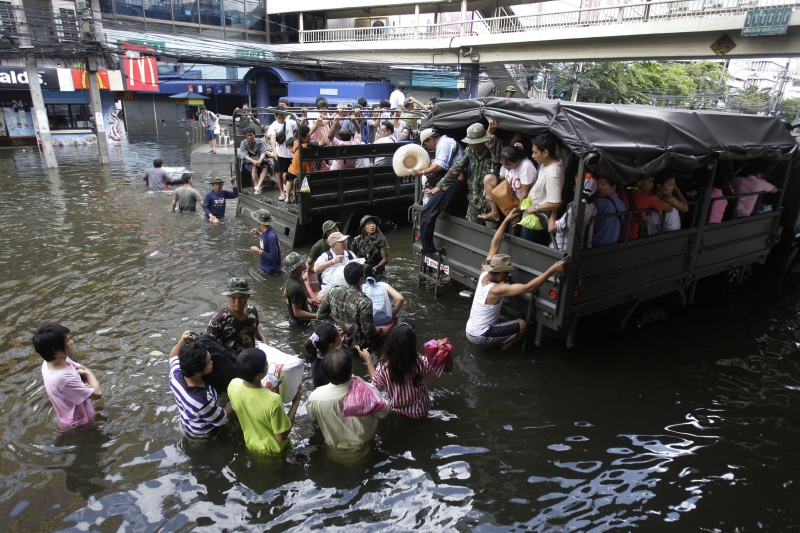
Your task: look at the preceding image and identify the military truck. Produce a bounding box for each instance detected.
[411,98,798,347]
[230,107,417,246]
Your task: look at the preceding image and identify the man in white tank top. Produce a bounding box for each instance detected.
[465,211,565,350]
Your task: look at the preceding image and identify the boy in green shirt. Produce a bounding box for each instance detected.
[228,348,304,455]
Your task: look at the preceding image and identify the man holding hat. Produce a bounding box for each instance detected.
[419,120,502,253]
[283,252,318,325]
[504,86,517,98]
[208,278,267,350]
[465,212,565,350]
[307,220,341,273]
[203,176,238,224]
[351,215,389,276]
[314,231,358,298]
[249,209,281,276]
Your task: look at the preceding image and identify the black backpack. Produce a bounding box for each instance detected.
[193,333,242,395]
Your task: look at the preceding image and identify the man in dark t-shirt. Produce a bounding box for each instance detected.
[283,252,318,326]
[306,220,341,273]
[143,158,170,192]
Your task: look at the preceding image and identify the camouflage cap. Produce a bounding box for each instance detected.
[359,215,381,231]
[250,208,272,225]
[462,123,490,145]
[208,177,225,184]
[321,220,340,233]
[505,85,517,92]
[221,277,256,295]
[283,251,307,273]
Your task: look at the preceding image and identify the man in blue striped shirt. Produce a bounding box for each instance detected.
[169,331,232,438]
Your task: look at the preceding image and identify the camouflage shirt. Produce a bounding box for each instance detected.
[207,305,260,350]
[437,136,504,225]
[351,230,389,272]
[317,284,375,347]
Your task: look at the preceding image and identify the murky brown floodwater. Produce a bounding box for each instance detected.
[1,135,799,532]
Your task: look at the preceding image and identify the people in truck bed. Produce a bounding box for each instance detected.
[646,172,689,235]
[591,176,627,248]
[520,133,565,245]
[618,173,679,241]
[549,175,597,252]
[731,160,778,218]
[480,145,538,225]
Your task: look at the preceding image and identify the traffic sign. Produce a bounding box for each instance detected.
[742,8,792,36]
[710,34,736,56]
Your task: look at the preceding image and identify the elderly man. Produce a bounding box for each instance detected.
[239,127,269,194]
[199,105,219,154]
[317,263,387,348]
[307,220,341,272]
[207,278,267,350]
[465,212,564,350]
[306,348,387,453]
[314,231,358,298]
[504,85,517,98]
[203,176,238,224]
[390,81,408,110]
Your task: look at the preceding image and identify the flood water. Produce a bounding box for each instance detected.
[1,136,800,532]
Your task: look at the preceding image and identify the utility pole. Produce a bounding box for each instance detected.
[78,0,110,164]
[571,62,583,102]
[770,59,792,116]
[11,0,58,167]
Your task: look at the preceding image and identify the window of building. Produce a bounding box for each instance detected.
[46,104,93,130]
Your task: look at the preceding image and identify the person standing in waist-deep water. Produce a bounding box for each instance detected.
[207,278,267,350]
[227,348,304,456]
[304,322,343,387]
[202,176,238,224]
[199,105,219,154]
[366,322,453,419]
[283,252,318,326]
[248,209,281,276]
[351,215,389,277]
[306,220,341,273]
[171,175,203,213]
[33,323,102,430]
[143,158,171,192]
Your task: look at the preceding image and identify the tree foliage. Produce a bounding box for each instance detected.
[728,85,772,115]
[778,98,800,122]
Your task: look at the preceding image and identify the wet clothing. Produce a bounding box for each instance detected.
[202,188,238,219]
[41,358,94,429]
[465,272,505,342]
[437,136,503,224]
[351,230,389,275]
[372,356,445,419]
[317,284,375,347]
[227,379,291,455]
[145,167,170,192]
[306,379,389,449]
[169,358,227,439]
[207,305,260,350]
[257,226,282,275]
[173,186,202,213]
[285,276,312,326]
[310,356,330,388]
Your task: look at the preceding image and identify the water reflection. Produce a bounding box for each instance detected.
[1,137,799,530]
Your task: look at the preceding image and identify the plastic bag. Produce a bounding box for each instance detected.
[423,338,453,367]
[342,377,387,417]
[300,176,310,193]
[517,198,543,230]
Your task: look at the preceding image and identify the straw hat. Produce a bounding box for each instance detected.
[393,144,430,177]
[482,254,518,273]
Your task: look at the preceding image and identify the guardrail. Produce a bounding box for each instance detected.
[301,0,799,44]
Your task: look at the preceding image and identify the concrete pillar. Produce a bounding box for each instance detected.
[25,56,58,168]
[458,63,479,100]
[255,71,271,123]
[415,5,419,40]
[460,0,467,37]
[299,12,304,43]
[87,67,111,164]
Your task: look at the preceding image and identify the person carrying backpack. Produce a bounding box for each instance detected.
[361,265,404,327]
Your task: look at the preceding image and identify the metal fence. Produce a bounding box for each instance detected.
[301,0,799,44]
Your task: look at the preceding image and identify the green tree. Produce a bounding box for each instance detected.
[778,98,800,122]
[729,85,771,115]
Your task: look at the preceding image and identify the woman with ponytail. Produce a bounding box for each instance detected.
[305,322,343,387]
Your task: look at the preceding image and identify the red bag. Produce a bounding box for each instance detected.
[342,377,387,417]
[423,338,452,367]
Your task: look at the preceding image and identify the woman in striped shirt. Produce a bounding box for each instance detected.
[368,323,453,419]
[169,331,232,439]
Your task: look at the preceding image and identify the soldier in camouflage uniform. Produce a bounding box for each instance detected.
[351,215,389,277]
[317,263,385,348]
[207,278,267,349]
[427,121,503,226]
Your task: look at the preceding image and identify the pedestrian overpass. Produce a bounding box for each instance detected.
[271,0,800,64]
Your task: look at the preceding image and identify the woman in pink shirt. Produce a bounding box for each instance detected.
[33,324,102,430]
[730,161,777,218]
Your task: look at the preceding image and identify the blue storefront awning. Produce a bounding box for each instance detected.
[157,80,248,96]
[287,81,391,107]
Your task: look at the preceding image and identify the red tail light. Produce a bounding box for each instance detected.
[415,233,420,241]
[573,289,580,297]
[549,289,558,299]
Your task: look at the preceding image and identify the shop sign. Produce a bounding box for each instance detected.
[225,85,231,94]
[742,8,792,36]
[71,70,111,90]
[320,88,338,95]
[125,39,166,54]
[2,107,36,137]
[0,67,60,90]
[123,56,159,91]
[236,49,267,60]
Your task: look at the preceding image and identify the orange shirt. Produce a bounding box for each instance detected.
[288,140,311,176]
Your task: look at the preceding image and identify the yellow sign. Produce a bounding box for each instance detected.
[188,99,205,105]
[711,34,736,56]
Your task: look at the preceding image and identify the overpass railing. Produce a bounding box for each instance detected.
[301,0,799,44]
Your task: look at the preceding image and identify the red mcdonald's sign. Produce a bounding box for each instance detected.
[71,70,111,90]
[123,55,159,91]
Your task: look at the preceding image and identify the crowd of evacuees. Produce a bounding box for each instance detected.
[45,84,781,462]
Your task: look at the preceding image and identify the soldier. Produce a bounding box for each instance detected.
[350,215,389,277]
[317,263,388,348]
[424,121,503,227]
[283,252,318,326]
[306,220,340,273]
[207,278,267,349]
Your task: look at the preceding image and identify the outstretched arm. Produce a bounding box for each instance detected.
[487,210,521,261]
[491,261,565,299]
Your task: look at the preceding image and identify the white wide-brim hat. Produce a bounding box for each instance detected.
[393,144,430,177]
